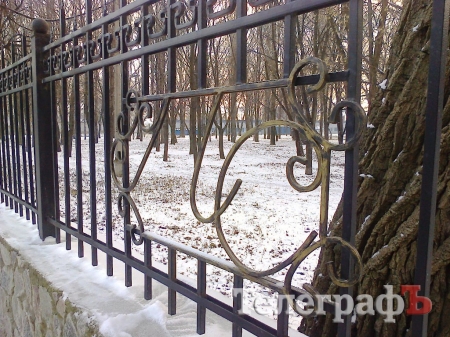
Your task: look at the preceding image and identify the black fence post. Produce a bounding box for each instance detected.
[31,18,57,240]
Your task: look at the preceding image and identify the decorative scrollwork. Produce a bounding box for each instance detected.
[123,21,142,48]
[13,68,19,85]
[144,9,168,39]
[172,0,198,30]
[283,236,363,317]
[88,40,102,61]
[8,73,13,90]
[1,74,6,92]
[206,0,236,19]
[187,56,366,316]
[0,58,32,92]
[19,66,25,85]
[109,55,366,319]
[51,54,60,72]
[73,44,84,65]
[118,192,145,245]
[61,50,71,70]
[103,31,121,54]
[111,89,172,242]
[287,57,366,153]
[45,1,210,73]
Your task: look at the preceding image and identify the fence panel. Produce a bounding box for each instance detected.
[0,34,37,224]
[0,1,371,336]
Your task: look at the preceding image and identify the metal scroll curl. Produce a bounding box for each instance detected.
[118,192,145,245]
[287,57,367,153]
[111,89,170,244]
[189,56,366,314]
[206,0,236,19]
[282,236,362,317]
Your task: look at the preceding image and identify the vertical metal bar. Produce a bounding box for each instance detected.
[9,47,18,213]
[141,3,149,97]
[339,0,362,336]
[60,9,72,249]
[0,88,4,205]
[31,19,57,240]
[232,275,243,337]
[48,42,61,244]
[283,0,295,78]
[168,248,177,315]
[140,5,151,291]
[144,239,152,300]
[24,84,36,224]
[21,35,30,220]
[4,89,12,209]
[18,62,26,218]
[1,48,12,208]
[277,294,289,337]
[0,68,6,205]
[195,0,207,153]
[101,4,113,276]
[86,0,98,267]
[236,0,247,85]
[197,260,206,334]
[12,42,24,217]
[166,23,175,76]
[119,0,132,287]
[412,1,450,336]
[197,0,207,89]
[0,51,5,204]
[73,20,84,257]
[164,0,177,161]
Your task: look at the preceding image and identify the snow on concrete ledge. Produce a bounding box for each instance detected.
[1,204,306,337]
[0,220,100,337]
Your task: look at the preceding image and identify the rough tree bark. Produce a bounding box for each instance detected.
[302,1,450,336]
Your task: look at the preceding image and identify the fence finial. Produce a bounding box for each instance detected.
[31,18,49,34]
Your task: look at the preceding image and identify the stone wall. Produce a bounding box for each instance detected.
[0,236,103,337]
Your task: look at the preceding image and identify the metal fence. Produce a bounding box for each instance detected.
[0,0,448,336]
[0,34,37,225]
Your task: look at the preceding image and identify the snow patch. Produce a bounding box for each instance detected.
[367,124,375,129]
[99,301,168,337]
[394,150,403,163]
[379,79,388,90]
[413,24,420,32]
[371,245,389,259]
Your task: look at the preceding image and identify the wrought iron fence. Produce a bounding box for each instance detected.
[0,0,448,337]
[0,34,37,225]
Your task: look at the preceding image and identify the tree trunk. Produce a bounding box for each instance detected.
[303,2,450,337]
[368,0,389,114]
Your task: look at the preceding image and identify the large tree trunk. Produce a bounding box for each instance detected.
[302,1,450,337]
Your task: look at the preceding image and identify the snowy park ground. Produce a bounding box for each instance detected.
[55,133,346,331]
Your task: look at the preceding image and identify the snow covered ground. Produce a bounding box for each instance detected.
[54,134,345,331]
